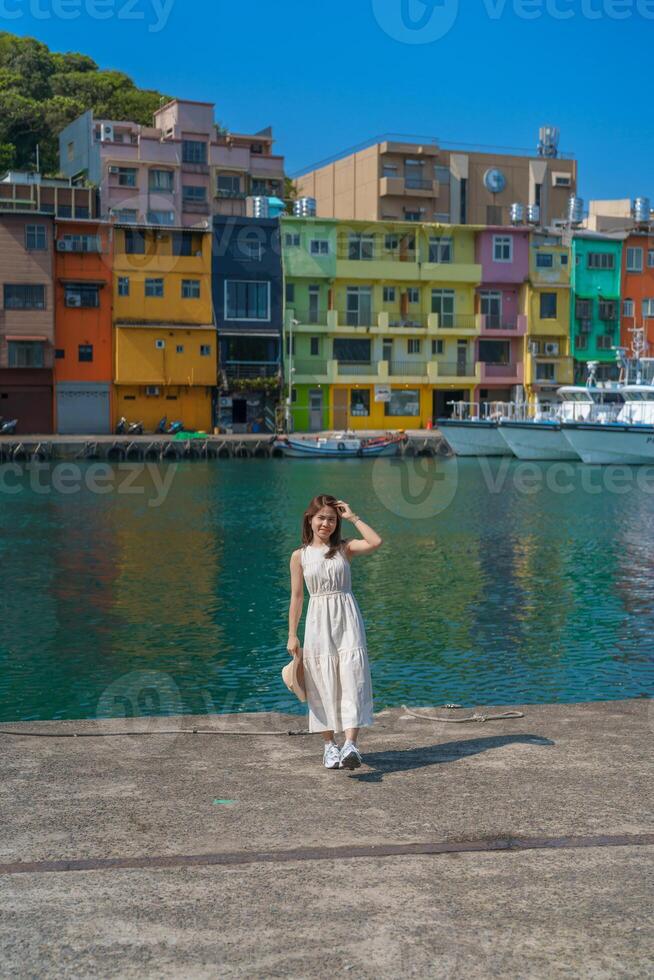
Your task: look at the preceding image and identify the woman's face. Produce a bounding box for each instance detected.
[311,507,338,543]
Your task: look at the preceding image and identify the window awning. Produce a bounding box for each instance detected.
[59,279,106,287]
[219,330,280,337]
[4,334,48,342]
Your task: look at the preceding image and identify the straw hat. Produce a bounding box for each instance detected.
[282,649,306,702]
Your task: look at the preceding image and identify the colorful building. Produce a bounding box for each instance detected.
[282,217,485,431]
[0,212,55,433]
[53,220,113,433]
[59,100,285,227]
[474,227,527,408]
[212,216,283,432]
[570,232,624,382]
[524,231,574,408]
[113,225,215,430]
[620,231,654,357]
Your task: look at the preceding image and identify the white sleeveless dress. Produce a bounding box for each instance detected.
[300,543,374,733]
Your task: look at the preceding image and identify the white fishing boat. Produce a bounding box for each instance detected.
[437,402,517,457]
[562,386,654,464]
[498,386,624,461]
[273,430,407,458]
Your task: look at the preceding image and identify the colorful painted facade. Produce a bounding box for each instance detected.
[570,233,623,382]
[53,220,113,433]
[112,225,215,430]
[620,231,654,357]
[524,232,574,407]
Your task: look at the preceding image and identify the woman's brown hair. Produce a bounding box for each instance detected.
[301,494,348,559]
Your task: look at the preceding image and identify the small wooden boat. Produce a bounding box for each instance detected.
[273,430,407,458]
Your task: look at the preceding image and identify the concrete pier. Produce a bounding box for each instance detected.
[0,698,651,977]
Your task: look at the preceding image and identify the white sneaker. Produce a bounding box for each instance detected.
[339,741,362,770]
[323,742,341,769]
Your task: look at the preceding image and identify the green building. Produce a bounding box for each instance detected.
[570,232,624,383]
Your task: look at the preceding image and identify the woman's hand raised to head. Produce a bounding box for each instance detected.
[335,499,356,521]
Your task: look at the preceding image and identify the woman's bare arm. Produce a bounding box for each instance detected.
[287,550,304,655]
[335,500,383,558]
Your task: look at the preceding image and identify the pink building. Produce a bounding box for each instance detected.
[474,227,528,404]
[59,100,285,228]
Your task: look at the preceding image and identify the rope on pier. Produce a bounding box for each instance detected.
[0,727,312,738]
[401,705,525,723]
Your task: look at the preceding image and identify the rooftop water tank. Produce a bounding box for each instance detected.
[294,196,317,217]
[568,195,584,225]
[250,196,269,219]
[632,197,651,224]
[527,204,541,225]
[510,203,525,225]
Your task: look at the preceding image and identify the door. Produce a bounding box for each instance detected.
[308,286,320,324]
[232,399,247,423]
[382,339,393,367]
[333,388,348,428]
[434,389,466,419]
[346,287,372,327]
[480,290,502,329]
[309,389,323,431]
[457,340,468,376]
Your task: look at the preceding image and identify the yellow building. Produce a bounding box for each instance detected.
[113,226,216,430]
[525,233,574,409]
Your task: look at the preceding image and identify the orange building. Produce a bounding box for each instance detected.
[621,231,654,357]
[54,220,114,432]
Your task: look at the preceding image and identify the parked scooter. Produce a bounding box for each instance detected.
[167,420,184,435]
[115,416,144,435]
[155,416,168,434]
[0,417,18,434]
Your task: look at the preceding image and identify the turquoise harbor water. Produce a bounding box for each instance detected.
[0,456,652,722]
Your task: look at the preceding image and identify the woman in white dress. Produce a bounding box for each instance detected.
[287,494,383,770]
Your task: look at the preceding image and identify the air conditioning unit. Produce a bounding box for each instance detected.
[109,166,120,175]
[66,293,82,307]
[544,342,560,356]
[528,341,540,355]
[56,240,71,252]
[101,124,114,142]
[155,340,166,349]
[145,386,160,396]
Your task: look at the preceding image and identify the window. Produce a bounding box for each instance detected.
[540,293,558,319]
[145,278,164,298]
[333,338,371,362]
[345,286,372,327]
[626,247,643,272]
[176,345,184,353]
[597,335,613,350]
[384,235,399,252]
[60,234,99,252]
[124,229,145,254]
[404,211,422,222]
[587,252,615,270]
[536,363,555,381]
[58,205,72,218]
[384,389,420,417]
[575,298,592,320]
[560,253,569,266]
[114,209,137,223]
[8,340,44,367]
[643,299,654,318]
[623,299,634,318]
[406,288,420,304]
[382,164,398,177]
[217,174,241,196]
[285,283,295,303]
[155,339,166,349]
[181,279,201,299]
[536,253,554,269]
[350,389,370,416]
[432,339,443,355]
[65,285,100,308]
[310,239,329,255]
[182,140,207,164]
[435,165,451,184]
[67,140,75,160]
[493,236,513,262]
[310,336,320,356]
[183,185,207,203]
[428,237,452,263]
[149,169,174,191]
[4,284,45,309]
[55,349,65,359]
[648,250,654,268]
[200,345,211,356]
[284,233,300,248]
[348,234,374,261]
[383,287,396,303]
[118,277,130,297]
[78,344,93,362]
[431,289,455,327]
[172,231,197,257]
[408,339,421,354]
[117,168,137,187]
[147,210,175,226]
[225,280,270,320]
[479,340,510,364]
[599,300,617,321]
[25,224,47,250]
[576,334,588,351]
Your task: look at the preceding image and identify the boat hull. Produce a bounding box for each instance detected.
[498,421,580,461]
[273,438,401,458]
[561,423,654,465]
[437,420,512,457]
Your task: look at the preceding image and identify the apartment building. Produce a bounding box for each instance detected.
[296,132,576,228]
[525,232,574,408]
[0,171,98,219]
[0,212,55,432]
[620,231,654,357]
[59,100,285,228]
[570,232,624,383]
[113,225,216,430]
[53,220,114,433]
[212,216,283,432]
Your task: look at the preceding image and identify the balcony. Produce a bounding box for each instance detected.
[290,358,329,381]
[215,189,247,200]
[288,307,330,328]
[420,260,483,284]
[433,313,480,335]
[379,176,438,197]
[182,200,210,215]
[337,362,375,376]
[480,313,527,337]
[222,360,280,380]
[429,360,480,384]
[181,162,210,175]
[388,360,428,378]
[479,362,525,385]
[337,255,420,281]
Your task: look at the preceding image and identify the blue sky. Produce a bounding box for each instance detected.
[4,0,652,201]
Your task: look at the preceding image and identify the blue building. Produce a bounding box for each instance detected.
[212,216,283,431]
